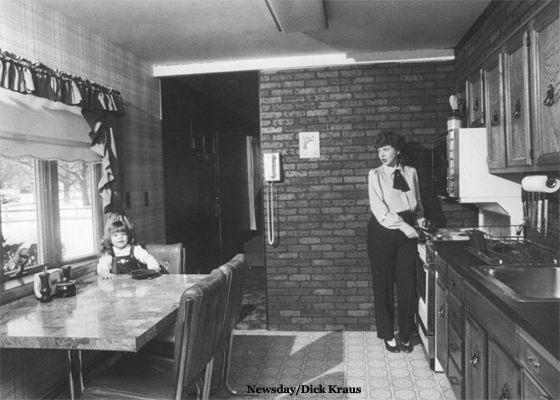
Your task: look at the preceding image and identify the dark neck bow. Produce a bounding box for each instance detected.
[393,169,410,192]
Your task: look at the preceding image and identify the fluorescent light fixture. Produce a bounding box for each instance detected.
[153,49,454,76]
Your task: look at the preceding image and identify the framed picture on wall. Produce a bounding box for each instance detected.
[299,131,320,158]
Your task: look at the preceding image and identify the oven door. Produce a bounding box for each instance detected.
[417,243,440,371]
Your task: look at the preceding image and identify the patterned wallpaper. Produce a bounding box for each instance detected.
[0,0,166,245]
[0,1,166,398]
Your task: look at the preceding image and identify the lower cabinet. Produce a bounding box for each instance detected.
[465,313,487,399]
[432,252,559,400]
[489,339,520,400]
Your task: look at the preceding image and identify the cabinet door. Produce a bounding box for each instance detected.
[467,69,485,127]
[504,29,532,167]
[435,280,448,373]
[465,314,487,400]
[531,1,560,165]
[484,52,506,170]
[489,339,520,400]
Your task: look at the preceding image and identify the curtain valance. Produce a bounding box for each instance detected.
[0,49,126,214]
[0,49,125,115]
[0,88,99,163]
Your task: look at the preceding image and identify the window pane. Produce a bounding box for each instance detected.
[58,161,96,259]
[1,157,39,274]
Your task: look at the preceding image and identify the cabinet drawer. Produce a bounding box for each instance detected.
[448,292,464,334]
[448,266,464,300]
[522,369,553,400]
[518,329,560,399]
[448,357,464,400]
[448,325,464,373]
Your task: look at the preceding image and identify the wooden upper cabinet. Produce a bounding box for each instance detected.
[504,29,532,167]
[467,69,485,127]
[530,1,560,166]
[484,52,506,170]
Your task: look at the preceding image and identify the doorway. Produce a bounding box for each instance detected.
[159,71,264,276]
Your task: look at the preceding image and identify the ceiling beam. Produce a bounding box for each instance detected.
[264,0,327,33]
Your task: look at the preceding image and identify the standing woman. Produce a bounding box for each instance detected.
[367,131,425,353]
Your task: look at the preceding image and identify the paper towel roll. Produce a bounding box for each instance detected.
[521,175,560,193]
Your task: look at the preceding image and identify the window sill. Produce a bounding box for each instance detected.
[1,258,98,305]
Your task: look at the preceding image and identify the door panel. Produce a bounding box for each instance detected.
[504,30,532,167]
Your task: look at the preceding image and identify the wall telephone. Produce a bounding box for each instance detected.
[263,153,282,245]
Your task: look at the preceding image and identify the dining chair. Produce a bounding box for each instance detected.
[80,270,228,400]
[212,254,248,395]
[146,243,185,274]
[140,254,249,396]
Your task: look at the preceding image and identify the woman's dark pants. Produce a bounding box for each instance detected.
[367,215,418,343]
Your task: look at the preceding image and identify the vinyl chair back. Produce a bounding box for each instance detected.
[146,243,185,274]
[219,254,246,344]
[213,254,248,395]
[80,271,228,400]
[175,270,229,397]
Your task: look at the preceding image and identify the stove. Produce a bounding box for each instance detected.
[416,229,468,372]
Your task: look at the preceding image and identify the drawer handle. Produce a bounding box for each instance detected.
[450,279,456,286]
[438,304,445,317]
[499,383,510,400]
[470,346,480,368]
[491,110,499,126]
[527,350,540,371]
[513,99,521,118]
[544,84,554,107]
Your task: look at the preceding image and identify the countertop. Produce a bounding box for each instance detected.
[430,240,559,361]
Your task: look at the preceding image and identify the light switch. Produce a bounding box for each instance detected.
[125,192,131,209]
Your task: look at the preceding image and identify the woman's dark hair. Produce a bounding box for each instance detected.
[372,131,407,152]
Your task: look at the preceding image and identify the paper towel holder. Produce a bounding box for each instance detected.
[546,173,558,189]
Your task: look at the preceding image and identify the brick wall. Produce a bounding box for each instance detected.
[259,63,478,331]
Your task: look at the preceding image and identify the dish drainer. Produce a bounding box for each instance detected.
[464,225,559,265]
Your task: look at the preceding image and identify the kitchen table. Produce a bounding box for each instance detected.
[0,273,208,399]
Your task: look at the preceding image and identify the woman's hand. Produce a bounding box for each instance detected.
[400,223,419,239]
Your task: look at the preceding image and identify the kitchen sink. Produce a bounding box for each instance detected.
[472,265,560,302]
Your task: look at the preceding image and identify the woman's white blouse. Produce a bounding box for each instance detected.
[368,163,424,230]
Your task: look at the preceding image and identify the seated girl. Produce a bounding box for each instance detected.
[97,218,160,279]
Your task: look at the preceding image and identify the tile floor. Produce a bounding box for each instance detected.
[216,330,456,400]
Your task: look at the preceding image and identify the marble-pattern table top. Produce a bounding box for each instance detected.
[0,274,207,352]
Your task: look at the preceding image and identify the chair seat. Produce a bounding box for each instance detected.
[81,354,177,400]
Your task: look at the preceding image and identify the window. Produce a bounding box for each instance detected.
[1,157,103,280]
[1,88,105,282]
